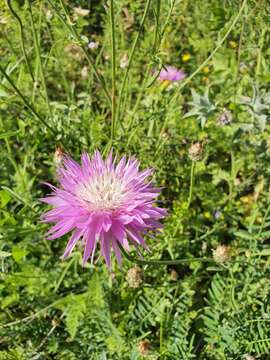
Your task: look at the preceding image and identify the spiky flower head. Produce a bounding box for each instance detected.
[41,151,166,268]
[212,245,231,264]
[158,65,186,82]
[188,142,203,161]
[138,340,151,357]
[126,266,143,288]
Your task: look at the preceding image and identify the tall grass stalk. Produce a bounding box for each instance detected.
[6,0,34,82]
[110,0,117,140]
[27,0,52,117]
[116,0,152,127]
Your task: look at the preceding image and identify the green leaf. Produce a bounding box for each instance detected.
[259,248,270,256]
[0,190,11,208]
[0,130,21,139]
[1,293,20,309]
[12,246,28,263]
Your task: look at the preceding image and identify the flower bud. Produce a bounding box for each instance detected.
[169,269,178,281]
[73,7,90,17]
[138,339,150,357]
[188,142,203,161]
[218,108,232,126]
[120,53,129,69]
[126,266,143,288]
[212,245,231,264]
[54,146,64,166]
[88,41,99,50]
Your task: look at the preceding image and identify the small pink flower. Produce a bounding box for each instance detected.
[41,151,166,268]
[158,65,186,82]
[88,41,99,50]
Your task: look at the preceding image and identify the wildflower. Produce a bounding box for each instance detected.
[44,9,53,21]
[158,65,186,82]
[218,108,232,126]
[120,53,129,69]
[126,266,143,288]
[64,43,84,61]
[88,41,99,50]
[73,7,90,17]
[81,65,89,80]
[213,210,222,219]
[202,76,209,83]
[138,340,151,357]
[122,7,134,31]
[169,269,178,281]
[54,146,64,166]
[244,355,256,360]
[212,245,231,264]
[41,151,166,268]
[229,40,238,49]
[182,52,191,62]
[202,66,210,74]
[188,142,203,161]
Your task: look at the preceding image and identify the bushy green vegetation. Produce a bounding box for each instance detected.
[1,0,270,358]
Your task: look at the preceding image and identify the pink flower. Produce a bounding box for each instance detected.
[41,151,166,268]
[158,65,186,82]
[88,41,99,50]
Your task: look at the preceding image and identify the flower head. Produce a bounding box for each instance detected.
[212,245,231,264]
[41,151,166,268]
[188,142,203,161]
[158,65,186,82]
[120,53,129,69]
[126,266,143,288]
[88,41,99,50]
[218,108,232,126]
[182,52,191,62]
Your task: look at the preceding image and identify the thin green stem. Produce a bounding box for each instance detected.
[0,64,56,134]
[158,0,248,139]
[126,64,152,134]
[54,257,75,293]
[110,0,117,140]
[186,161,196,209]
[44,19,72,102]
[119,244,213,266]
[116,0,151,125]
[27,0,52,117]
[6,0,34,82]
[50,0,111,106]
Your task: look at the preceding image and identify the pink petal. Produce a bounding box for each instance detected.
[62,228,84,258]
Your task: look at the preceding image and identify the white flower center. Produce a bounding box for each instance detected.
[77,171,128,211]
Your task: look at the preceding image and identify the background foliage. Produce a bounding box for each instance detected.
[1,0,270,358]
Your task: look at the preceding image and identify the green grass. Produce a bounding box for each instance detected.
[1,0,270,359]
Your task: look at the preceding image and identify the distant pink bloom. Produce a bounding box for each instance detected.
[41,151,166,268]
[158,65,186,82]
[88,41,99,50]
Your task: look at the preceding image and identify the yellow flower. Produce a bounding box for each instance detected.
[202,66,210,74]
[202,76,209,83]
[182,52,191,62]
[229,40,238,49]
[159,80,171,90]
[204,211,211,219]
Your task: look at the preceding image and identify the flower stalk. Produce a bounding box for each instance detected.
[110,0,117,140]
[119,244,213,266]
